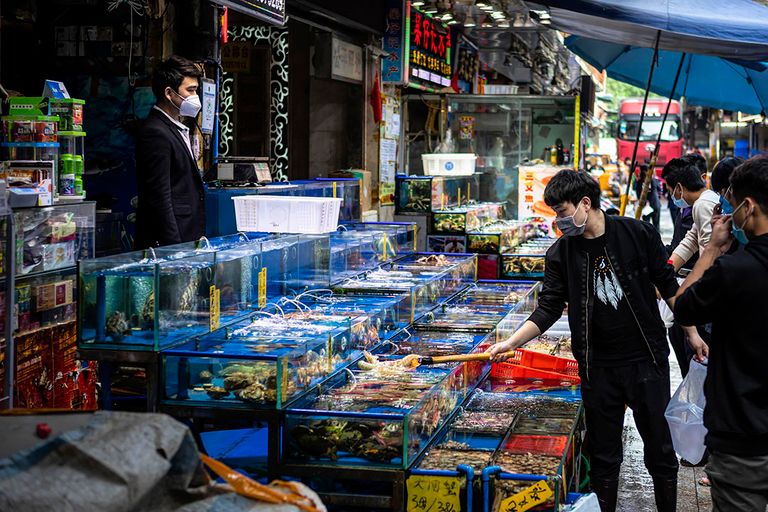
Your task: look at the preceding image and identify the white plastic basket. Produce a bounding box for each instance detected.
[232,195,343,234]
[422,153,477,176]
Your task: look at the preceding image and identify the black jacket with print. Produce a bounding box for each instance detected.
[527,213,679,378]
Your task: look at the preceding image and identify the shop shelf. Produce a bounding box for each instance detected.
[0,141,60,148]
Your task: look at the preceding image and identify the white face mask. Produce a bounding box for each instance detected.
[171,89,201,117]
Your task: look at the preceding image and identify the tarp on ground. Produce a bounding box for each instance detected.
[0,411,323,512]
[527,0,768,61]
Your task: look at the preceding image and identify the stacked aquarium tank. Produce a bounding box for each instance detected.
[79,248,217,351]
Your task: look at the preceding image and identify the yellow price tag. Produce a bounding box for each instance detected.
[406,475,462,512]
[332,181,337,198]
[209,285,220,331]
[258,267,267,308]
[499,480,552,512]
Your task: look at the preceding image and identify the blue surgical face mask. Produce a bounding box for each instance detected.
[555,201,589,237]
[731,200,750,245]
[719,194,734,215]
[672,184,690,208]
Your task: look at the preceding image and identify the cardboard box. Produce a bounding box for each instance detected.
[330,169,374,212]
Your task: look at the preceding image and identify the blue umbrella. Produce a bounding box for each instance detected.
[565,35,768,115]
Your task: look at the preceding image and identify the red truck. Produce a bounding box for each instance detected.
[617,98,684,178]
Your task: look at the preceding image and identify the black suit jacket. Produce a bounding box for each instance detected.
[134,108,206,248]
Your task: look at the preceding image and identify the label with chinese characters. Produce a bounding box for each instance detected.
[258,267,267,308]
[498,480,553,512]
[406,474,462,512]
[209,285,220,331]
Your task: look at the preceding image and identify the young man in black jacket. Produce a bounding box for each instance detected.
[488,171,707,512]
[135,55,205,248]
[675,155,768,511]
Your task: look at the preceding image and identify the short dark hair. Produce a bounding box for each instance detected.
[681,153,707,175]
[711,157,745,193]
[544,170,601,209]
[730,155,768,214]
[151,55,201,101]
[661,157,706,190]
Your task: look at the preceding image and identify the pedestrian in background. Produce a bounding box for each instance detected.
[675,155,768,511]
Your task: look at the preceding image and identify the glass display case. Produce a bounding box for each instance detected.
[395,174,479,214]
[467,220,533,255]
[161,327,359,410]
[314,178,362,222]
[78,249,216,351]
[298,293,413,341]
[341,222,418,260]
[283,355,488,468]
[446,95,578,217]
[432,202,505,234]
[329,231,380,284]
[500,237,557,280]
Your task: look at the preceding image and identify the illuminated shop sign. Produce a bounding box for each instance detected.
[408,7,452,87]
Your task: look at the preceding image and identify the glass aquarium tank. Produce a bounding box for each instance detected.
[341,221,418,260]
[500,237,556,279]
[297,292,413,341]
[395,175,479,214]
[432,202,505,234]
[79,249,216,351]
[283,353,488,468]
[161,328,359,410]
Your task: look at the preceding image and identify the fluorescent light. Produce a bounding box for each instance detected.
[481,5,494,11]
[464,20,476,27]
[491,11,505,18]
[412,1,425,5]
[448,19,459,24]
[498,22,510,27]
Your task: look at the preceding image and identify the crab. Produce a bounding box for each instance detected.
[206,386,230,399]
[105,311,131,341]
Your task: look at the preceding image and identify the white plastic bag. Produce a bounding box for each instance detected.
[665,359,708,464]
[563,493,601,512]
[658,299,675,328]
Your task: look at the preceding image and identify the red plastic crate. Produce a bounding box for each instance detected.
[503,434,569,458]
[490,362,581,385]
[512,349,579,376]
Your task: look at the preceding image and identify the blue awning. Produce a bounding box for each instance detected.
[527,0,768,61]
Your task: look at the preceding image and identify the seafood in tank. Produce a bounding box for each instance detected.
[79,250,216,351]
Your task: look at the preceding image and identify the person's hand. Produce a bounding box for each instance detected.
[486,338,517,362]
[709,214,733,254]
[686,330,710,364]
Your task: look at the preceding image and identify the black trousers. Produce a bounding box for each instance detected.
[582,359,680,482]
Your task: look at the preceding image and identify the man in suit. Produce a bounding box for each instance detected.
[135,55,205,248]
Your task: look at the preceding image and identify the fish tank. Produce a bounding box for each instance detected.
[432,203,506,234]
[297,292,414,341]
[378,329,490,358]
[454,280,540,308]
[395,174,480,213]
[467,221,530,255]
[283,354,488,469]
[314,178,362,222]
[161,327,359,410]
[329,231,381,284]
[341,221,418,260]
[500,237,556,279]
[414,301,515,333]
[78,249,216,351]
[390,252,478,297]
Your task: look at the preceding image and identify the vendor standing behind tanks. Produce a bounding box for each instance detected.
[134,55,205,248]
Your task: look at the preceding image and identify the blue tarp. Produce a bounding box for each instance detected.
[565,35,768,114]
[528,0,768,61]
